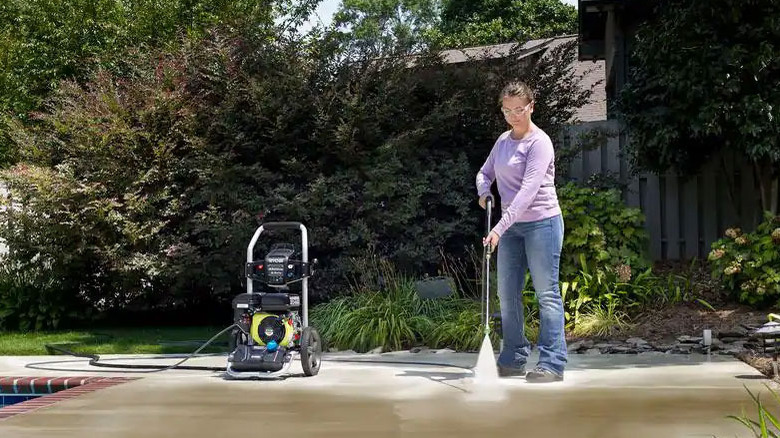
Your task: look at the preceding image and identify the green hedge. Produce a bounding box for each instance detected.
[0,21,590,329]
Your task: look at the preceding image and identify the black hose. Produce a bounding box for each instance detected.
[42,324,239,373]
[38,323,476,373]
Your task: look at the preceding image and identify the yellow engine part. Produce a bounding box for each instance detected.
[250,313,294,346]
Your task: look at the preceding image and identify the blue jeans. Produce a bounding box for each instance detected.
[495,214,566,375]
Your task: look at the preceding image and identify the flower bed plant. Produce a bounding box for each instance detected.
[708,213,780,307]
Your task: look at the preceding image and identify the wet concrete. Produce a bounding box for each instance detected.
[0,351,775,437]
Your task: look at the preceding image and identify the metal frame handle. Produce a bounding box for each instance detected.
[246,222,310,327]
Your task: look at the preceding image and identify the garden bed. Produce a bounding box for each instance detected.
[567,299,780,380]
[582,302,768,345]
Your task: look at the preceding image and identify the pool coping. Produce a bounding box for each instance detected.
[0,376,138,421]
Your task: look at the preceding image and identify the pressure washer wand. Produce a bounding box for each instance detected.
[482,194,494,336]
[473,194,500,380]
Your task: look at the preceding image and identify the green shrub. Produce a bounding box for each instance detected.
[0,0,276,126]
[570,300,632,338]
[560,255,692,336]
[557,182,650,281]
[1,19,589,324]
[310,279,487,353]
[310,255,507,353]
[0,262,86,331]
[708,212,780,307]
[310,288,433,353]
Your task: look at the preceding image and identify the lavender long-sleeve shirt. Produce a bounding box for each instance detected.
[476,127,561,238]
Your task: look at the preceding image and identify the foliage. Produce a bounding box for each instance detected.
[0,261,83,331]
[0,0,288,167]
[426,304,497,351]
[310,287,435,352]
[330,0,577,54]
[559,255,693,336]
[708,213,780,307]
[557,182,650,280]
[726,384,780,438]
[0,14,590,322]
[430,0,577,48]
[331,0,441,54]
[310,258,494,352]
[615,0,780,212]
[569,300,632,338]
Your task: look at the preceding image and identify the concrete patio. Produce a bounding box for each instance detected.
[0,350,775,437]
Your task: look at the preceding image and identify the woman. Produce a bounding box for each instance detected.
[475,81,566,383]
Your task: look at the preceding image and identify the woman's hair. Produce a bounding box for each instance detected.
[498,81,535,104]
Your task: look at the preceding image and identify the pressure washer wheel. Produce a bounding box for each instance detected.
[300,326,322,376]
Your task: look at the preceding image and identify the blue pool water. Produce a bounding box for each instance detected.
[1,394,41,408]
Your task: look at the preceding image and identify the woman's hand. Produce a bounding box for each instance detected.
[483,231,499,252]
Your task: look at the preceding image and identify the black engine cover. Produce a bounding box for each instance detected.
[229,344,287,372]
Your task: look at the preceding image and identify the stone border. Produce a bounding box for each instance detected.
[0,377,138,421]
[567,324,759,356]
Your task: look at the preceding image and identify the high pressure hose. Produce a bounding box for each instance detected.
[34,323,476,374]
[41,324,240,373]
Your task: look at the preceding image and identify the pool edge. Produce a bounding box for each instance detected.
[0,377,138,421]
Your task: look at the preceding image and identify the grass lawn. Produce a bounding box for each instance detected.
[0,326,232,356]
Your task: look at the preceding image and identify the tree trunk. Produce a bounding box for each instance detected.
[754,160,779,215]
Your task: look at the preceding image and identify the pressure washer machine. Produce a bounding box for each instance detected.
[225,222,322,379]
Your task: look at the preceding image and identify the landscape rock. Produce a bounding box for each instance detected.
[717,326,749,338]
[671,345,693,354]
[581,340,594,349]
[369,346,384,354]
[626,337,649,347]
[707,338,724,351]
[566,331,754,356]
[598,343,622,353]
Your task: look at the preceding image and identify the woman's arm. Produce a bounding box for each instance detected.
[476,143,498,198]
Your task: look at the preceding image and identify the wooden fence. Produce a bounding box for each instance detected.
[562,120,763,261]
